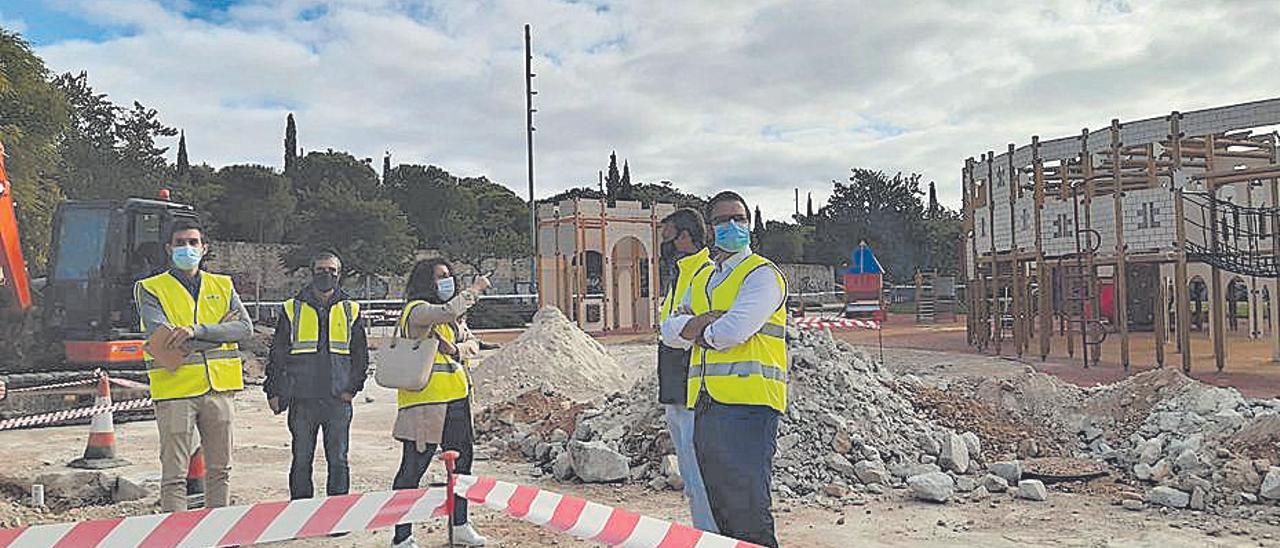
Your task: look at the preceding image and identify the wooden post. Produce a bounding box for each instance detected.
[1111,119,1131,371]
[1206,134,1227,372]
[1175,188,1193,373]
[1008,145,1024,358]
[1034,137,1052,361]
[1271,140,1280,362]
[987,152,1000,354]
[1081,128,1099,367]
[1155,269,1167,367]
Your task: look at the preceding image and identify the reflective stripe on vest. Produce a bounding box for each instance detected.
[138,271,245,400]
[686,254,789,413]
[283,298,360,355]
[659,248,713,323]
[397,302,471,408]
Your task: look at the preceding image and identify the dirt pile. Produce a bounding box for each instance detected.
[478,327,992,503]
[470,307,637,407]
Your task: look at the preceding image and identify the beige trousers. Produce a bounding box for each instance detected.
[155,391,235,512]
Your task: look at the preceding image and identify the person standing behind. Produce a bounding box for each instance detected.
[135,220,252,512]
[656,208,716,532]
[660,191,788,547]
[264,251,369,500]
[390,258,490,548]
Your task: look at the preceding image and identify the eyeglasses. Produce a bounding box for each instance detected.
[313,266,340,274]
[710,214,749,226]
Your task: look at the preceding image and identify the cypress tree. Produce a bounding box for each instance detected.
[176,130,190,177]
[284,113,298,173]
[383,151,392,183]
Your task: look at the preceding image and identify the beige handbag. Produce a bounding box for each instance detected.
[374,302,439,390]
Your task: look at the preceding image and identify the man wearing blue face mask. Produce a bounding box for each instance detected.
[135,219,252,512]
[660,191,787,547]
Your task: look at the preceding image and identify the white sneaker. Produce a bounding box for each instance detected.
[391,536,420,548]
[452,523,488,546]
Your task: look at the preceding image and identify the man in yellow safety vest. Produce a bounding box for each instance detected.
[264,251,369,501]
[660,191,787,547]
[135,219,252,512]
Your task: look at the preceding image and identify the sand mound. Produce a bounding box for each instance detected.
[470,307,636,407]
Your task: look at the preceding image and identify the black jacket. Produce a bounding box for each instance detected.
[264,288,369,401]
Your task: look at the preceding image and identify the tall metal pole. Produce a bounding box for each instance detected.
[525,24,538,295]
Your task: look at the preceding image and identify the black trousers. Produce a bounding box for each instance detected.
[392,398,474,544]
[694,398,781,548]
[286,397,352,500]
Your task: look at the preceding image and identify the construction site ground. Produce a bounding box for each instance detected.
[3,330,1280,546]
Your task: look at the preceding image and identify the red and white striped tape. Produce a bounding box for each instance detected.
[794,317,880,330]
[6,377,98,394]
[456,475,761,548]
[0,398,153,431]
[0,486,451,547]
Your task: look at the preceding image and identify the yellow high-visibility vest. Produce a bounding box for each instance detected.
[282,297,360,355]
[659,248,712,323]
[686,253,788,412]
[397,301,470,408]
[137,272,244,400]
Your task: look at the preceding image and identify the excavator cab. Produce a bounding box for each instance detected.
[43,198,197,368]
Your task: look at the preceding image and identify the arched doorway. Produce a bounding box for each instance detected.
[610,237,651,330]
[1189,276,1208,332]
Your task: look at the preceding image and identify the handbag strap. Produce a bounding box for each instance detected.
[393,300,434,346]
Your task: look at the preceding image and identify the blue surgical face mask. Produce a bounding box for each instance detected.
[437,277,456,301]
[713,220,751,253]
[171,246,202,270]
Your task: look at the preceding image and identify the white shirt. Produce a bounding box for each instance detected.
[659,246,786,351]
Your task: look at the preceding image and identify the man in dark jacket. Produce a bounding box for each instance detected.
[264,251,369,500]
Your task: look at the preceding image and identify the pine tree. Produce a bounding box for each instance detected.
[753,206,764,239]
[806,192,814,219]
[928,181,939,219]
[284,113,298,173]
[605,151,621,198]
[620,160,632,199]
[383,151,392,183]
[176,130,189,177]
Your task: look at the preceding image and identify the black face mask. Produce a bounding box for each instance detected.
[312,272,339,292]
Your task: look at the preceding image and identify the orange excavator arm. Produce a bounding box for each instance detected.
[0,140,34,311]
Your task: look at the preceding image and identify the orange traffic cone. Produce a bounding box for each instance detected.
[68,372,130,469]
[186,445,206,509]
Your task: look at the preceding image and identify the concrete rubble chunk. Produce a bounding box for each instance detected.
[551,451,574,481]
[989,461,1022,485]
[1122,499,1144,511]
[112,476,149,503]
[32,471,112,503]
[1260,467,1280,500]
[854,460,890,486]
[969,485,990,501]
[823,483,852,499]
[1134,463,1153,481]
[938,433,970,474]
[1190,487,1207,511]
[961,432,981,457]
[661,455,684,490]
[568,441,629,483]
[980,474,1009,493]
[826,454,857,477]
[1147,486,1190,509]
[955,476,977,493]
[1017,480,1048,502]
[907,472,955,503]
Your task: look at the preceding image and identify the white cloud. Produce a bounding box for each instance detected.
[27,0,1280,222]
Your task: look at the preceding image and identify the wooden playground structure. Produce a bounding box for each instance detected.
[963,98,1280,372]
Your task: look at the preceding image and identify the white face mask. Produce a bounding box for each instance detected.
[436,277,456,301]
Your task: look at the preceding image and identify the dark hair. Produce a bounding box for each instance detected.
[705,191,749,222]
[168,219,204,242]
[311,250,342,269]
[661,208,706,247]
[405,257,454,304]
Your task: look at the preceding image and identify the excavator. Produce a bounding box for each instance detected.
[1,140,199,422]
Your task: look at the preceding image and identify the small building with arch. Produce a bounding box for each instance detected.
[536,199,675,333]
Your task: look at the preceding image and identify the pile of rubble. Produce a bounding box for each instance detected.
[1071,369,1280,512]
[477,327,1029,505]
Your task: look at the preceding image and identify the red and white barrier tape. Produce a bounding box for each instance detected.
[6,377,97,394]
[456,475,761,548]
[107,377,149,390]
[794,317,880,330]
[0,398,153,431]
[0,486,451,547]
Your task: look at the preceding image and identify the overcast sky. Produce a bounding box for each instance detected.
[4,0,1280,221]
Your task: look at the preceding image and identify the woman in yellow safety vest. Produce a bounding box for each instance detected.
[390,258,490,548]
